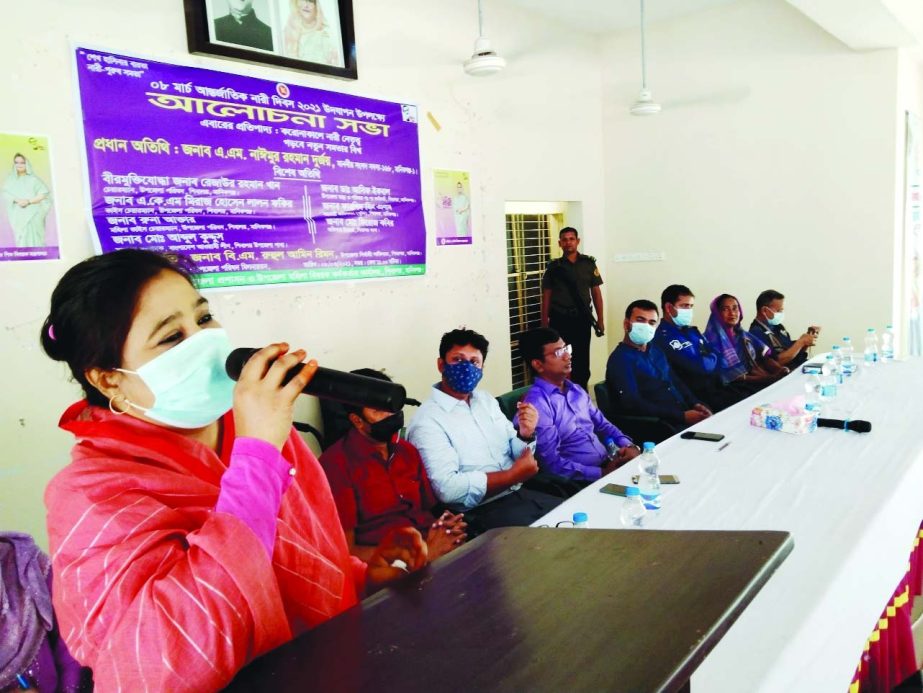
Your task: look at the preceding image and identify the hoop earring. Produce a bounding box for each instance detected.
[109,394,130,415]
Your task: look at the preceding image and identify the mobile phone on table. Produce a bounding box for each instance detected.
[600,483,629,497]
[632,474,680,484]
[680,431,725,442]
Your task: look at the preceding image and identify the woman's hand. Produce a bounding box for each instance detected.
[232,342,317,450]
[366,527,428,589]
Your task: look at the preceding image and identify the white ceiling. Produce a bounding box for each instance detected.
[502,0,746,35]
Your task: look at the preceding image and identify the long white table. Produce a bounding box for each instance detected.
[534,358,923,692]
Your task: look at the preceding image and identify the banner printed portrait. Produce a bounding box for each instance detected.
[75,47,425,288]
[0,132,59,262]
[433,169,472,246]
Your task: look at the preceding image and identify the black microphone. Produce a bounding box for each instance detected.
[226,348,407,413]
[817,418,872,433]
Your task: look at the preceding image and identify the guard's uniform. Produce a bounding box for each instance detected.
[542,253,603,390]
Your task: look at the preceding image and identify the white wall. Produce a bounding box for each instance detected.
[599,0,900,352]
[894,49,923,352]
[3,0,915,549]
[0,0,605,547]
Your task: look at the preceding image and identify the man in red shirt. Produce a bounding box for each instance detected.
[320,369,466,563]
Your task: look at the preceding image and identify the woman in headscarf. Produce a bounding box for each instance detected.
[2,154,51,248]
[0,533,87,692]
[283,0,343,67]
[703,293,788,392]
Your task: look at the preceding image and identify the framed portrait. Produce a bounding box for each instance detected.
[183,0,357,80]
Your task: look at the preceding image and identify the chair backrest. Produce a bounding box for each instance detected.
[496,385,531,421]
[593,382,613,420]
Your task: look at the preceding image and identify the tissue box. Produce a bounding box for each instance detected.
[750,404,818,435]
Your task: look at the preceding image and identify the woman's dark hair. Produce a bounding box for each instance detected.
[41,250,199,407]
[715,294,738,310]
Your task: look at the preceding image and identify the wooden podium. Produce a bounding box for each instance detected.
[227,527,792,692]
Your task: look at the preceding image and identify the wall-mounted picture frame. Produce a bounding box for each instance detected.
[183,0,357,80]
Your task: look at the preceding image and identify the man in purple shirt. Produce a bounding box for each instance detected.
[516,327,640,487]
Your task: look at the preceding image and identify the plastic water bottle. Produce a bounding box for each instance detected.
[620,487,647,528]
[572,512,588,528]
[841,337,856,376]
[637,442,662,510]
[804,374,821,407]
[819,355,838,400]
[863,328,879,366]
[604,437,620,462]
[881,325,895,363]
[830,345,844,384]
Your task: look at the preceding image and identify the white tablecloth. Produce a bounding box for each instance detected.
[534,358,923,692]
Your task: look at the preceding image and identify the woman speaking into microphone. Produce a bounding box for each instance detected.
[40,249,427,691]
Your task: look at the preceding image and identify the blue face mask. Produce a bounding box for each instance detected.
[628,322,657,346]
[673,308,694,327]
[117,328,235,429]
[442,360,483,394]
[767,310,785,326]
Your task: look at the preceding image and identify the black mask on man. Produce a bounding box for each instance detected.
[364,411,404,442]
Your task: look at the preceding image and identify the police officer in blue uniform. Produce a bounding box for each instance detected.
[541,227,605,391]
[750,289,818,369]
[653,284,752,410]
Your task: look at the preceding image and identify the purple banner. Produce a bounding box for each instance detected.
[75,47,425,288]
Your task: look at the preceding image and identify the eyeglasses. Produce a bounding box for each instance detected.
[545,344,572,360]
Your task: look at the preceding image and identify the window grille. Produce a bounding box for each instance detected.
[506,213,554,388]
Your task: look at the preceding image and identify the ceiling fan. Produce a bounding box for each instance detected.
[463,0,507,76]
[630,0,662,115]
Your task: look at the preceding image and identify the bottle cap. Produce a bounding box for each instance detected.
[832,345,840,350]
[642,441,655,451]
[843,336,851,341]
[867,328,875,332]
[625,487,640,496]
[886,324,893,329]
[825,354,834,360]
[572,512,588,524]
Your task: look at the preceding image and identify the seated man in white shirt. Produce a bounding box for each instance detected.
[407,328,562,536]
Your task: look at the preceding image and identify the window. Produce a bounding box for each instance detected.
[506,213,557,388]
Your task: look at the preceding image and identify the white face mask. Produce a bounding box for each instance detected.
[117,328,235,429]
[629,322,657,346]
[767,310,785,326]
[673,308,694,327]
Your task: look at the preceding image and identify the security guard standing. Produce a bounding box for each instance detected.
[540,227,605,391]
